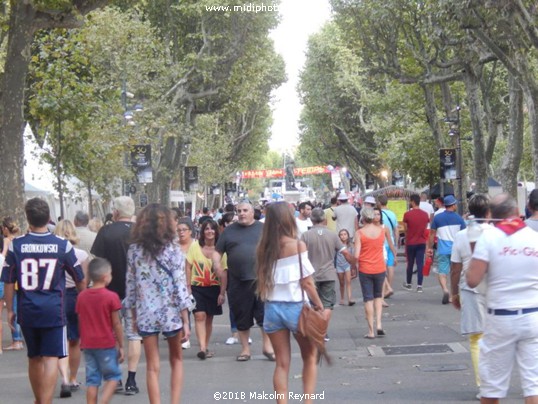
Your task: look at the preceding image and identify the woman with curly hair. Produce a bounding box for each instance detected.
[124,204,191,404]
[257,202,324,404]
[185,219,227,360]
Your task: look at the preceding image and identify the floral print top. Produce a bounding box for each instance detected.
[125,242,190,333]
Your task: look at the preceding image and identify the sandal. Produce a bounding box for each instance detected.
[4,343,23,351]
[262,351,276,361]
[205,350,214,359]
[364,334,375,340]
[236,354,251,362]
[69,382,81,391]
[348,301,356,306]
[197,350,206,360]
[377,329,386,337]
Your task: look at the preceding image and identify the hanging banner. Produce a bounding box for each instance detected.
[331,170,341,189]
[439,148,457,180]
[185,166,199,191]
[131,145,151,170]
[240,166,330,179]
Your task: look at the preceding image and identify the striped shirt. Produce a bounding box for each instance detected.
[432,211,466,255]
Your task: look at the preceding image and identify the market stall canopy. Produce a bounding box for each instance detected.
[364,185,417,199]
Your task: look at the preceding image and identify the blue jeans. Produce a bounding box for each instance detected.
[406,244,425,286]
[12,294,23,342]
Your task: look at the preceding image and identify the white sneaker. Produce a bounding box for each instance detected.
[248,338,253,345]
[181,340,191,349]
[225,337,238,345]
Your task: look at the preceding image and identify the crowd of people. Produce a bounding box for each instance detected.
[3,188,538,403]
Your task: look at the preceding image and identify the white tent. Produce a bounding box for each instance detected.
[23,124,97,221]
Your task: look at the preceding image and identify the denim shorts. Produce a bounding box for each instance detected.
[0,281,4,299]
[84,348,122,387]
[263,301,303,334]
[138,329,181,338]
[358,272,386,302]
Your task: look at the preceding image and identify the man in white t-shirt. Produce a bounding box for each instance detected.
[295,201,313,237]
[433,196,445,216]
[467,194,538,402]
[419,192,434,228]
[450,194,490,398]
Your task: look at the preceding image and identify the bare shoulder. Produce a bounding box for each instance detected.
[280,236,303,256]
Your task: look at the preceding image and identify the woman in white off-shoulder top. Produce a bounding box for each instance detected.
[256,202,324,404]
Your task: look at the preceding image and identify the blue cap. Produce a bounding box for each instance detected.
[443,195,457,206]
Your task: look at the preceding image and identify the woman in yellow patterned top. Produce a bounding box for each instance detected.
[186,219,227,360]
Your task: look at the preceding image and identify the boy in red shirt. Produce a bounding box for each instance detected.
[76,258,124,403]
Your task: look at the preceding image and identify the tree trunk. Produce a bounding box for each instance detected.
[480,63,500,170]
[499,75,524,198]
[87,180,93,219]
[422,84,444,150]
[525,84,538,188]
[462,68,488,193]
[0,3,36,227]
[0,1,110,228]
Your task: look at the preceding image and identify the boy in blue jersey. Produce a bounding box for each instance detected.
[427,195,466,305]
[1,198,85,404]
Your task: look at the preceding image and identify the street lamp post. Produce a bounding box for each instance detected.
[446,102,463,216]
[121,79,142,197]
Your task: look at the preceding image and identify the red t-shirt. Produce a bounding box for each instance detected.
[403,208,430,245]
[76,287,122,349]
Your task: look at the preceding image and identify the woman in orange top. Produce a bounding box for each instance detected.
[354,207,397,339]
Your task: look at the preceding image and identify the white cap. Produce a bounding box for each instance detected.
[337,191,348,200]
[364,196,376,205]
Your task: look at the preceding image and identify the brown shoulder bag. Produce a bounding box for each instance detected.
[296,242,332,365]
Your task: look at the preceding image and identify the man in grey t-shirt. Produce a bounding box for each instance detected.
[333,192,359,241]
[301,208,354,335]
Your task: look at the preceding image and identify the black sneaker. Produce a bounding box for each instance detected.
[115,380,123,393]
[60,384,72,398]
[124,384,139,396]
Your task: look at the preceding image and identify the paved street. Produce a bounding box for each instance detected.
[0,258,525,403]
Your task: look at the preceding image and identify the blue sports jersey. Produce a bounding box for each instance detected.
[1,231,84,328]
[431,211,466,255]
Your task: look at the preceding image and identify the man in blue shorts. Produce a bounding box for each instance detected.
[1,198,85,403]
[427,195,466,304]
